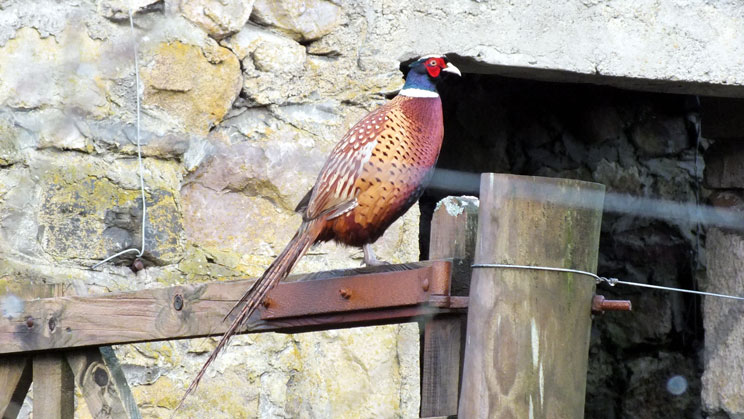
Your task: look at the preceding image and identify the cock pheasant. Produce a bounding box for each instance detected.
[180,55,461,405]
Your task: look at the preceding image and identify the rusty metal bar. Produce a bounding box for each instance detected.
[591,295,632,314]
[426,295,469,309]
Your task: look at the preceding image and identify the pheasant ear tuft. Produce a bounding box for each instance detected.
[408,59,424,69]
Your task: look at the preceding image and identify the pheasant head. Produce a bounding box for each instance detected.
[400,55,461,98]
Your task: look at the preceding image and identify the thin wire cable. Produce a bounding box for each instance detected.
[471,263,744,302]
[92,7,146,269]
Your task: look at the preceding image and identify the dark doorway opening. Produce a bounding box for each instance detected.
[417,71,706,418]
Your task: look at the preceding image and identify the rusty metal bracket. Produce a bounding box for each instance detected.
[261,260,455,319]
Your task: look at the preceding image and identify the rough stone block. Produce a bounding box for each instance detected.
[251,0,342,42]
[631,115,689,157]
[0,27,110,116]
[179,0,256,40]
[30,155,185,266]
[141,40,242,135]
[704,140,744,189]
[622,352,700,419]
[99,0,162,20]
[709,190,744,213]
[0,112,27,167]
[575,104,627,144]
[117,324,420,418]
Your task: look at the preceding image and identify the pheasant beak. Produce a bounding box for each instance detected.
[442,62,461,77]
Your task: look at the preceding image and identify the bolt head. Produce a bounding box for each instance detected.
[93,367,109,387]
[173,294,184,311]
[131,258,145,273]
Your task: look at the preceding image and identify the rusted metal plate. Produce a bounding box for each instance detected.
[261,260,451,319]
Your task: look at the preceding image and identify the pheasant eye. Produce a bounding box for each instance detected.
[429,59,437,66]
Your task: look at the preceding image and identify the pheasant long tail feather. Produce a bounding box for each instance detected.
[176,219,324,413]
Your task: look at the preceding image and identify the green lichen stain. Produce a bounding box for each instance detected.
[39,169,139,260]
[144,189,185,265]
[179,377,255,418]
[156,245,249,286]
[38,164,184,264]
[133,376,181,410]
[562,210,576,295]
[141,41,241,135]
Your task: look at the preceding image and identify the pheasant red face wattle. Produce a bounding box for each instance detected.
[425,57,446,77]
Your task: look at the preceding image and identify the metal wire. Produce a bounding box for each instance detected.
[91,6,146,269]
[471,263,744,301]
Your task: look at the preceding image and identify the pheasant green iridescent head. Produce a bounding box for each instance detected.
[400,55,461,98]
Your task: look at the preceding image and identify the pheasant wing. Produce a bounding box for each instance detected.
[304,105,392,220]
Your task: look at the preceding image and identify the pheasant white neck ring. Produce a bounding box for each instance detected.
[399,88,440,98]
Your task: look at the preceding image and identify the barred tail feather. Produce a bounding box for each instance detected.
[176,219,324,413]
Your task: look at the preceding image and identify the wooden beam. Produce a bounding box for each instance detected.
[0,356,31,419]
[66,347,140,419]
[33,354,74,419]
[420,196,478,417]
[458,174,604,418]
[0,261,457,354]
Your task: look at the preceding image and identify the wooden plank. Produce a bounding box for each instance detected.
[66,348,136,419]
[0,356,31,419]
[420,196,478,417]
[421,315,467,417]
[33,354,74,419]
[458,174,604,419]
[0,261,452,354]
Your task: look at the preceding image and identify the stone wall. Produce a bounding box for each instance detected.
[0,1,421,417]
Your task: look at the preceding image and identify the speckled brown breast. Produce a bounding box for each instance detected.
[313,95,444,246]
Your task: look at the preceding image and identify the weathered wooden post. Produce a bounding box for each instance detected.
[33,354,74,419]
[421,196,478,417]
[458,174,605,418]
[0,355,31,418]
